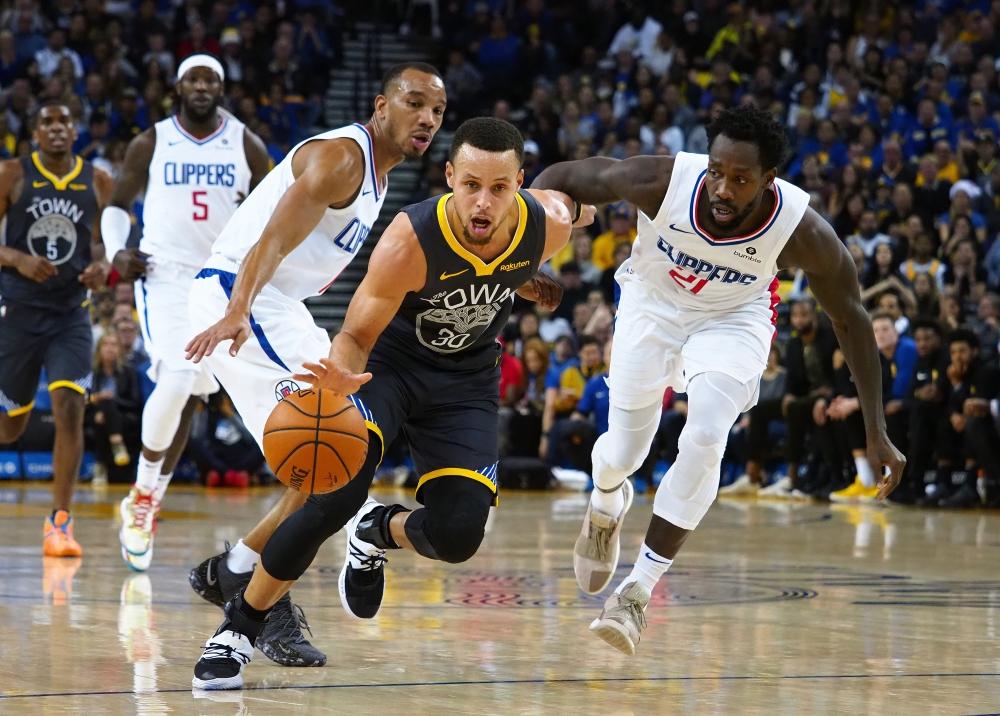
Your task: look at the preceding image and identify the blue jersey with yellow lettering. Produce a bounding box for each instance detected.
[0,153,98,311]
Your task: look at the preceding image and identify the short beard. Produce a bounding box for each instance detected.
[462,223,494,246]
[183,99,220,123]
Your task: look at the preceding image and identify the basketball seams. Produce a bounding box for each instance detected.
[262,388,369,495]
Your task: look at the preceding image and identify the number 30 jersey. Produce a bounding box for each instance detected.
[140,113,251,270]
[623,151,810,311]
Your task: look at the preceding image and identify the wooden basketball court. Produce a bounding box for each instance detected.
[0,484,997,714]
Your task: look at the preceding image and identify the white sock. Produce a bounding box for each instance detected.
[135,456,164,494]
[226,539,259,574]
[590,480,626,516]
[854,456,876,488]
[616,543,672,595]
[153,472,172,504]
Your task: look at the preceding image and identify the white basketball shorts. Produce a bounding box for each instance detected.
[135,260,219,396]
[608,275,774,411]
[188,267,331,448]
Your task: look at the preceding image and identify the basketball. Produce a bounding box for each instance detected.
[262,388,369,495]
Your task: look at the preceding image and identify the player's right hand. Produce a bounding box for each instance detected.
[15,253,57,283]
[293,358,372,396]
[185,314,252,363]
[112,248,150,281]
[573,203,597,228]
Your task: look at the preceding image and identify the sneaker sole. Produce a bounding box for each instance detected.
[122,545,152,572]
[589,618,637,656]
[192,674,243,690]
[574,480,634,595]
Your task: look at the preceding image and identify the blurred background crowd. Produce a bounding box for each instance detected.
[2,0,999,509]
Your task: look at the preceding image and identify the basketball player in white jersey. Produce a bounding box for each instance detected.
[101,55,270,573]
[532,105,906,654]
[182,63,447,667]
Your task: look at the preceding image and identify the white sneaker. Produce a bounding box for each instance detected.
[589,581,651,655]
[718,474,759,496]
[119,487,158,569]
[758,475,793,497]
[339,497,388,620]
[192,628,254,690]
[573,479,634,594]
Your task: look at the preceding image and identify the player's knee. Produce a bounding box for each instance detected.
[683,422,728,450]
[0,415,28,442]
[426,514,486,564]
[50,389,85,427]
[593,432,644,477]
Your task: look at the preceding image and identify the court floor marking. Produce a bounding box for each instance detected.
[3,671,999,700]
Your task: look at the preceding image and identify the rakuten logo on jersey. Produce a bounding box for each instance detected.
[656,236,758,289]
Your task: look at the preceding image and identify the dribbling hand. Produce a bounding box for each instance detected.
[292,358,372,396]
[184,313,252,363]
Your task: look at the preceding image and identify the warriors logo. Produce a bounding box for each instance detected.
[27,214,77,266]
[416,303,502,353]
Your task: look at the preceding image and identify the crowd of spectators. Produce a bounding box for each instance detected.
[4,1,1000,508]
[409,0,1000,508]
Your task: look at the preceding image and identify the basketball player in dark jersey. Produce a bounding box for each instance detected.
[190,117,594,690]
[0,100,113,557]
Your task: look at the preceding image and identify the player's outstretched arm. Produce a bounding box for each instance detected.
[0,159,57,283]
[531,155,673,217]
[186,139,366,363]
[292,212,426,395]
[779,208,906,498]
[103,128,155,280]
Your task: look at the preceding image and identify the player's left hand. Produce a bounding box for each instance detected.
[573,203,597,228]
[867,431,906,500]
[516,273,563,311]
[293,358,372,396]
[78,260,110,290]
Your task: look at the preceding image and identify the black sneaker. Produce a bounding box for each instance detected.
[938,482,982,508]
[189,544,252,609]
[256,595,327,666]
[339,497,389,620]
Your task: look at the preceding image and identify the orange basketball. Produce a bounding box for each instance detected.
[262,388,369,495]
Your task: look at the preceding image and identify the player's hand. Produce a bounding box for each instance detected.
[573,203,597,228]
[867,432,906,500]
[78,260,110,289]
[963,397,990,417]
[185,313,252,363]
[516,273,563,311]
[15,253,57,282]
[292,358,372,396]
[112,248,150,281]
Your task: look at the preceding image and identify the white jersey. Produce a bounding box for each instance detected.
[622,151,810,312]
[207,123,386,301]
[140,114,251,269]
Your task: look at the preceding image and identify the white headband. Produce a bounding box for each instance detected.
[176,54,225,83]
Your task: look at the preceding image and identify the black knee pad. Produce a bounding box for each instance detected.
[404,478,493,564]
[261,475,370,580]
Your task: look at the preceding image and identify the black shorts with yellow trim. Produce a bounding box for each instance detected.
[0,300,92,417]
[351,350,501,505]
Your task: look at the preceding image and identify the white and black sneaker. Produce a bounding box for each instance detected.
[339,498,390,620]
[192,626,254,690]
[192,597,264,690]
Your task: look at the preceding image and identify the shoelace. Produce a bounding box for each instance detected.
[267,599,315,641]
[590,522,613,562]
[348,540,388,572]
[130,493,156,531]
[614,593,647,631]
[202,633,251,664]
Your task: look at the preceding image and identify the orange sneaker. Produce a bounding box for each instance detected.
[43,510,83,558]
